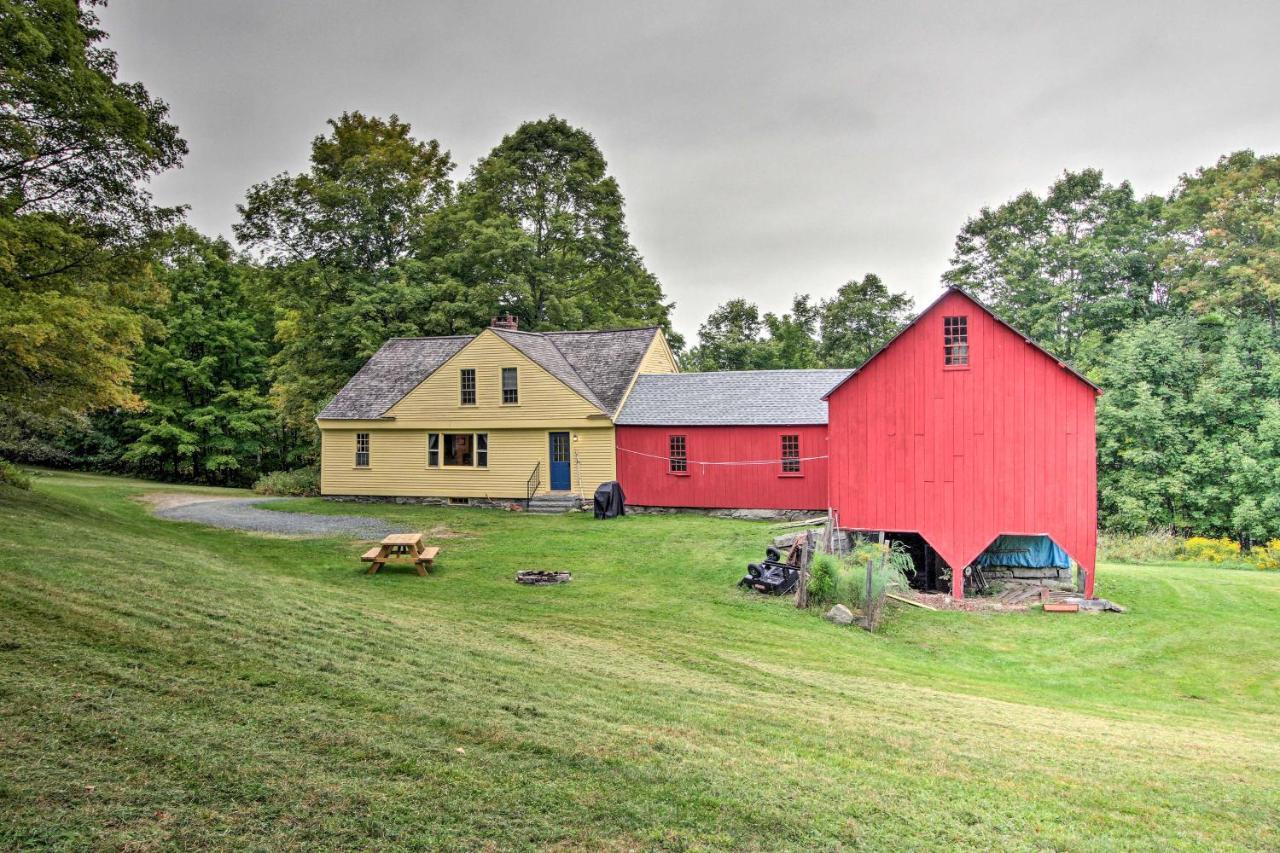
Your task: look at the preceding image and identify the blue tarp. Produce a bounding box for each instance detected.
[976,535,1071,569]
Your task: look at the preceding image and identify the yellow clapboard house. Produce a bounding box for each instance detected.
[316,318,678,508]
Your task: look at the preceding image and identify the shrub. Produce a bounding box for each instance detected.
[252,468,320,497]
[806,553,839,606]
[0,459,31,490]
[1179,536,1240,563]
[1098,530,1182,564]
[842,541,914,611]
[1247,540,1280,570]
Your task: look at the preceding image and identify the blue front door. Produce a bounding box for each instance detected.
[549,432,571,491]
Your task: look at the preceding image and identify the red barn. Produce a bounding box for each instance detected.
[614,370,850,513]
[824,288,1100,598]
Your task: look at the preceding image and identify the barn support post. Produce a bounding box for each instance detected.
[951,564,965,599]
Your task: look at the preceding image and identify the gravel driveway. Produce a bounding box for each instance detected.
[150,495,409,540]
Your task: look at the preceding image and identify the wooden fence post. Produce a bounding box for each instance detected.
[795,529,815,609]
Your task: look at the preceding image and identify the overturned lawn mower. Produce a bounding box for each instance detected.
[738,547,801,595]
[516,570,572,585]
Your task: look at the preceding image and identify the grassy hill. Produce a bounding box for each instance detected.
[1,471,1278,850]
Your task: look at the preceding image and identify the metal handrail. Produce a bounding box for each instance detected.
[526,461,540,508]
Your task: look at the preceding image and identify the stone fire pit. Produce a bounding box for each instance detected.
[515,571,572,585]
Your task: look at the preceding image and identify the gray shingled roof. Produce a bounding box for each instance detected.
[317,337,472,419]
[615,369,852,426]
[545,328,660,413]
[317,326,662,420]
[489,328,609,411]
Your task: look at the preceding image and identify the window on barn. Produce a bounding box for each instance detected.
[427,433,439,467]
[355,432,370,467]
[780,434,801,474]
[460,368,476,405]
[944,315,969,366]
[668,435,687,474]
[476,433,488,468]
[502,367,519,404]
[443,433,474,466]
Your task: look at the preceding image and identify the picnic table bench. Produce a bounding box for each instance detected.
[361,533,439,576]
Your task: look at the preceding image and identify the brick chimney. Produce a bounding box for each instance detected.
[490,314,519,331]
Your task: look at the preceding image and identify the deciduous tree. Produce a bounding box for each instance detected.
[123,228,275,484]
[447,116,673,332]
[944,169,1162,368]
[816,274,913,367]
[0,0,186,417]
[1161,150,1280,329]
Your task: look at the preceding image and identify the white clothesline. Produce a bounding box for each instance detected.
[616,446,829,466]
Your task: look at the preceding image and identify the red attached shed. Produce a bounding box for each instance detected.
[824,288,1100,598]
[615,370,850,512]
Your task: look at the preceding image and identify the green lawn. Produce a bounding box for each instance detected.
[1,471,1278,850]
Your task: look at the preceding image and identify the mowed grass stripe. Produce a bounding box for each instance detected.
[1,471,1278,849]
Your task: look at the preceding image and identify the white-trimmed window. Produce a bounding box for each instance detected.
[460,368,476,405]
[502,367,519,404]
[944,315,969,366]
[426,433,489,468]
[355,432,370,467]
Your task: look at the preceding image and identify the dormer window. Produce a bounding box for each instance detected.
[944,316,969,366]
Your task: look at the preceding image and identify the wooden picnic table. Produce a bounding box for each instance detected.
[361,533,439,576]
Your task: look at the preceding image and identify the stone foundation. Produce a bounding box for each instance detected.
[324,494,522,510]
[626,505,824,522]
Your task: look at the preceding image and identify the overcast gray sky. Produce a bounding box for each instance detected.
[99,0,1280,340]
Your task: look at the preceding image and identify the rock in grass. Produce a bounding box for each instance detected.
[825,604,855,625]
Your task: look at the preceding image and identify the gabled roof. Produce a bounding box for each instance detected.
[487,328,609,411]
[317,337,472,419]
[544,328,664,413]
[615,369,852,426]
[822,286,1101,400]
[317,326,663,420]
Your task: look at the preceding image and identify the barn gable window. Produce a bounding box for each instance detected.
[780,434,801,475]
[355,432,370,467]
[944,316,969,366]
[668,434,688,474]
[460,368,476,405]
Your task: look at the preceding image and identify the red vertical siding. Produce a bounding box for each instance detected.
[826,290,1098,595]
[616,425,829,511]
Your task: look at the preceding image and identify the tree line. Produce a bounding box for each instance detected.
[1,1,674,484]
[690,158,1280,543]
[4,2,1280,543]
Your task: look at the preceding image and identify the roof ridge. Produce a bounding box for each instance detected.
[544,326,661,336]
[383,334,476,341]
[641,367,850,377]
